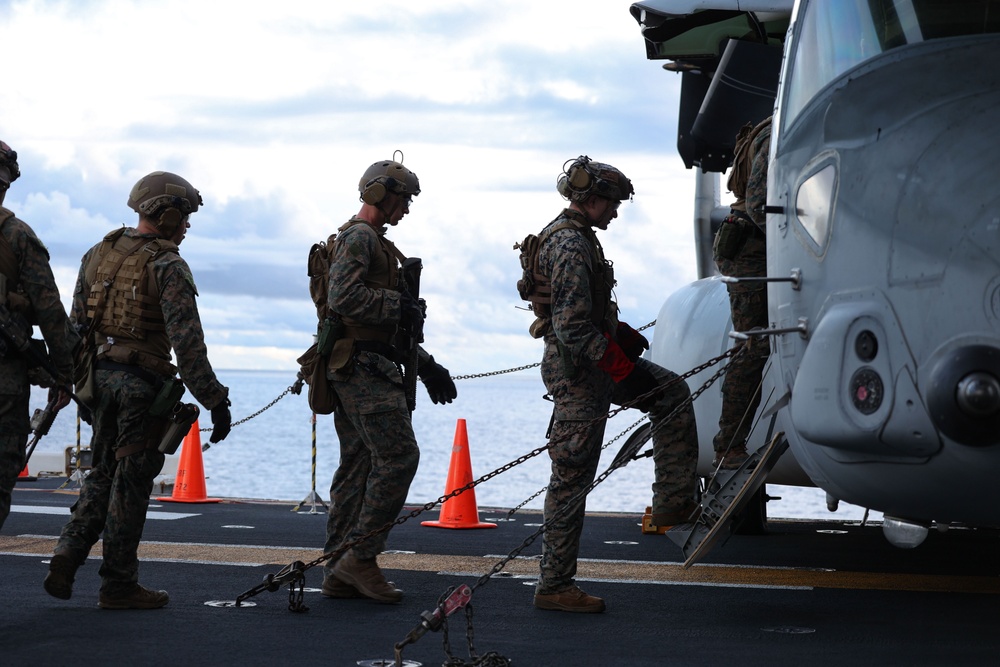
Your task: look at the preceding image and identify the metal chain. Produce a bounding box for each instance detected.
[441,604,512,667]
[461,346,741,600]
[238,343,739,605]
[505,414,648,519]
[450,319,656,381]
[200,378,304,434]
[206,320,657,435]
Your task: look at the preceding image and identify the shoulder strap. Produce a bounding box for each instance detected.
[337,217,408,264]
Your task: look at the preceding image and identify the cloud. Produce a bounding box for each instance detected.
[0,0,702,374]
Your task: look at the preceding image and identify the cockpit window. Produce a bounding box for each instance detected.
[784,0,1000,127]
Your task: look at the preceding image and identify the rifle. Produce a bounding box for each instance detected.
[398,257,424,412]
[23,394,59,469]
[0,299,93,424]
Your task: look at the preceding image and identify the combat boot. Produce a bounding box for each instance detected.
[332,553,403,604]
[322,573,398,599]
[98,584,169,610]
[322,574,364,599]
[43,553,79,600]
[650,499,701,531]
[713,445,750,470]
[534,585,605,613]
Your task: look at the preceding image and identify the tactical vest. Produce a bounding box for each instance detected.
[334,217,405,344]
[0,207,38,322]
[523,210,616,339]
[84,228,177,373]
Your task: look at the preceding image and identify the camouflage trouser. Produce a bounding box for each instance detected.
[714,233,769,454]
[54,370,167,595]
[323,351,419,573]
[536,343,699,594]
[0,358,30,532]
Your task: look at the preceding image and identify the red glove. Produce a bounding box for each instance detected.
[596,333,635,382]
[617,322,649,362]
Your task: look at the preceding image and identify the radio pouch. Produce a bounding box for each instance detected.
[149,378,186,418]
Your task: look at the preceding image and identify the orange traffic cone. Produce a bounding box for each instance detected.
[421,419,497,530]
[159,420,220,504]
[18,463,29,477]
[17,463,35,481]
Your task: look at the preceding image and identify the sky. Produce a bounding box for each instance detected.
[1,0,705,375]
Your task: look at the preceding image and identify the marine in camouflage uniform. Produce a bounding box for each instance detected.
[44,172,232,610]
[528,157,699,613]
[711,116,772,468]
[0,140,78,531]
[321,158,456,604]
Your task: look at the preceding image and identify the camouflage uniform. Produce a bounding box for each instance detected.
[322,220,427,572]
[0,209,78,530]
[53,227,228,595]
[712,118,772,456]
[535,209,699,596]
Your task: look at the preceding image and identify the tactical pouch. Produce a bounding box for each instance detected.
[158,402,200,454]
[74,350,97,408]
[557,341,579,381]
[713,221,750,262]
[316,316,343,357]
[149,378,185,418]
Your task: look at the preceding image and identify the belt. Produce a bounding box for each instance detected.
[95,359,162,387]
[354,340,401,362]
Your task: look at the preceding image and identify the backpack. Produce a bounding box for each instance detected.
[298,232,340,414]
[514,221,577,318]
[307,232,337,324]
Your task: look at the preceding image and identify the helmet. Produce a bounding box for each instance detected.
[0,140,20,187]
[557,156,634,203]
[359,159,420,206]
[127,171,202,237]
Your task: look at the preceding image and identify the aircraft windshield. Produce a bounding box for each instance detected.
[784,0,1000,126]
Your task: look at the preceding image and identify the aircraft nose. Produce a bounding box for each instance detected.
[927,345,1000,446]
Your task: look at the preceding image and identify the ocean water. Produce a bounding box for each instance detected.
[28,369,873,521]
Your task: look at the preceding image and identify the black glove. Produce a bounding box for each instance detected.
[617,321,650,362]
[209,399,232,443]
[399,292,424,332]
[419,356,457,405]
[618,364,660,412]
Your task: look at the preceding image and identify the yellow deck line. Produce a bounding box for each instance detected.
[4,535,997,594]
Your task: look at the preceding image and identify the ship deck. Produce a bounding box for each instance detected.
[3,477,999,666]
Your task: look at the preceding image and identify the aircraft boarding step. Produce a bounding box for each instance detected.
[668,433,789,568]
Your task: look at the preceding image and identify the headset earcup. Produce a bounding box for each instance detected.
[362,181,387,205]
[568,165,591,190]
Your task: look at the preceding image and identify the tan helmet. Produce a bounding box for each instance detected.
[557,155,634,203]
[359,159,420,206]
[127,171,203,237]
[0,140,20,188]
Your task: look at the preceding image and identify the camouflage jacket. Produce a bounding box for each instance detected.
[327,218,429,367]
[0,207,77,388]
[535,209,617,369]
[746,123,772,228]
[71,227,228,410]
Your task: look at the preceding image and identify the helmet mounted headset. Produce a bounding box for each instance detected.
[359,150,420,214]
[127,171,203,238]
[0,140,20,203]
[557,155,634,206]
